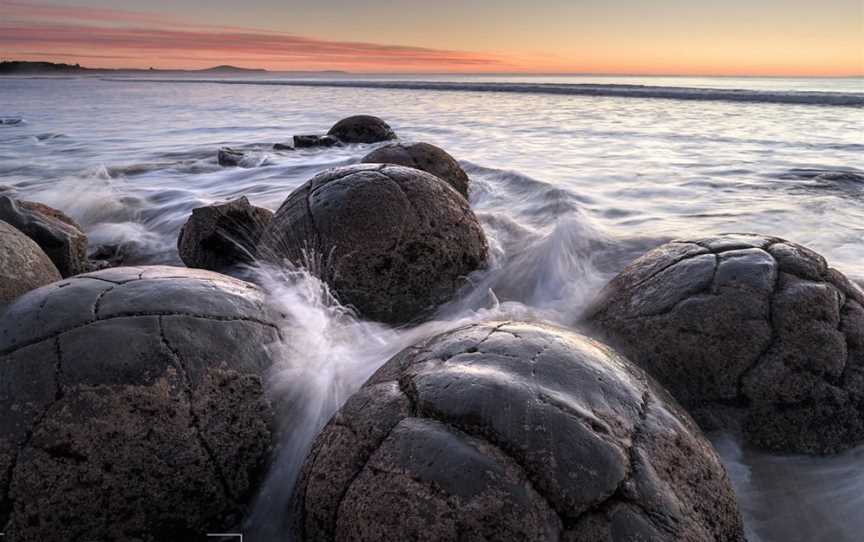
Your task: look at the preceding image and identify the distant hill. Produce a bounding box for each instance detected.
[199,65,267,73]
[0,61,271,75]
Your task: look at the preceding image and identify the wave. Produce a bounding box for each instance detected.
[101,78,864,107]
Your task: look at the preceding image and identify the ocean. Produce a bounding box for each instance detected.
[1,74,863,541]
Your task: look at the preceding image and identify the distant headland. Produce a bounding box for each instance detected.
[0,60,346,75]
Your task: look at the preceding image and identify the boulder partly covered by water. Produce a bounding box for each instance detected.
[327,115,396,144]
[362,142,470,198]
[293,321,745,542]
[0,196,88,277]
[293,135,342,149]
[0,266,284,540]
[258,164,487,324]
[0,219,60,309]
[218,147,247,167]
[587,234,864,454]
[178,196,273,273]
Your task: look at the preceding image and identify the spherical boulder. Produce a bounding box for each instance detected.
[0,266,284,541]
[587,234,864,454]
[293,321,745,542]
[0,196,88,277]
[178,196,273,273]
[0,219,60,309]
[327,115,396,144]
[258,164,488,324]
[362,142,470,198]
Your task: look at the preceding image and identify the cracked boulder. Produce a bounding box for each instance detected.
[327,115,396,144]
[0,196,89,277]
[258,164,488,324]
[587,234,864,454]
[178,196,273,273]
[0,219,61,309]
[292,321,744,542]
[362,142,470,198]
[0,266,284,541]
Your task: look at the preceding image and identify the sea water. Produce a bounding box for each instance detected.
[1,74,862,541]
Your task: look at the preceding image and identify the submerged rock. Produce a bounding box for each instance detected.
[293,135,342,148]
[273,142,295,151]
[293,321,745,542]
[0,196,88,277]
[178,196,273,273]
[587,234,864,454]
[0,219,60,309]
[362,142,470,198]
[327,115,396,144]
[0,266,284,541]
[217,147,246,167]
[258,164,487,324]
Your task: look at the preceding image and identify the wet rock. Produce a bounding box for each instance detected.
[0,266,284,541]
[293,135,342,148]
[273,142,295,151]
[0,196,88,277]
[178,197,273,273]
[293,321,745,542]
[217,147,246,167]
[0,220,61,310]
[587,234,864,454]
[327,115,396,144]
[258,164,487,324]
[362,142,470,198]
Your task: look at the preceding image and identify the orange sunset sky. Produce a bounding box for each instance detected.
[1,0,862,76]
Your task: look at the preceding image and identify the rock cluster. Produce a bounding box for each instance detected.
[0,266,284,541]
[178,196,273,273]
[362,142,470,198]
[258,164,487,324]
[293,321,745,542]
[0,195,88,277]
[587,234,864,454]
[0,219,60,309]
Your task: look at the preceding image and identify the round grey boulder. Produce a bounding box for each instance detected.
[327,115,396,144]
[258,164,488,324]
[587,234,864,454]
[178,196,273,273]
[0,219,60,310]
[0,266,284,541]
[293,321,745,542]
[362,142,470,198]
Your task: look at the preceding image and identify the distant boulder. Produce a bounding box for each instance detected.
[327,115,396,144]
[293,135,342,149]
[273,142,295,151]
[0,196,88,277]
[178,196,273,273]
[217,147,246,167]
[362,142,470,198]
[0,219,60,309]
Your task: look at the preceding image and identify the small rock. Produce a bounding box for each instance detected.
[0,219,60,309]
[273,142,295,151]
[178,196,273,273]
[217,147,246,167]
[327,115,396,144]
[0,196,88,277]
[362,142,470,198]
[293,135,342,148]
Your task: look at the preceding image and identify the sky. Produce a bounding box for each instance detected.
[1,0,862,75]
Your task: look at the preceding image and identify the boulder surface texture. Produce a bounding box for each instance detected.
[0,219,60,309]
[178,196,273,272]
[0,266,283,541]
[362,142,470,198]
[0,195,88,277]
[293,321,745,542]
[588,234,864,454]
[258,164,487,324]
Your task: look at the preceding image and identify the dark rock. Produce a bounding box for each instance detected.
[178,197,273,273]
[327,115,396,144]
[0,266,284,541]
[293,135,342,148]
[587,234,864,454]
[258,164,488,324]
[0,196,88,277]
[273,143,295,151]
[0,220,60,309]
[293,321,745,542]
[362,142,470,198]
[217,147,246,167]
